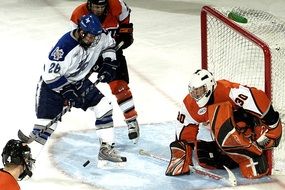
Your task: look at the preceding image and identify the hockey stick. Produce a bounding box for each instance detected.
[18,41,125,143]
[18,76,103,144]
[139,149,237,186]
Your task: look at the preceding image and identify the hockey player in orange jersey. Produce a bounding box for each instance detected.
[165,69,282,179]
[0,139,35,190]
[70,0,139,143]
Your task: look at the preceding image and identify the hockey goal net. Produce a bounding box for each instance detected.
[201,5,285,174]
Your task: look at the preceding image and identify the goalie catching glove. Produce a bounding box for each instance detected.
[233,106,282,150]
[255,119,282,149]
[116,23,134,49]
[98,58,119,83]
[165,140,193,176]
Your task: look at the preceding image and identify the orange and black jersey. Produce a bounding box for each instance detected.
[0,169,20,190]
[70,0,130,31]
[176,79,272,141]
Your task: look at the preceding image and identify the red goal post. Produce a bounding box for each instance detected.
[200,5,285,174]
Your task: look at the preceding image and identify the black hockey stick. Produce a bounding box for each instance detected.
[18,76,103,144]
[139,149,237,186]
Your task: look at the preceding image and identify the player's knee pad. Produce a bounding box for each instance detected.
[109,80,130,97]
[109,80,137,120]
[165,140,193,176]
[31,119,58,145]
[196,140,238,170]
[90,97,113,130]
[90,96,113,119]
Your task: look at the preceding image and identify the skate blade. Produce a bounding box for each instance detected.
[97,160,126,168]
[132,138,139,144]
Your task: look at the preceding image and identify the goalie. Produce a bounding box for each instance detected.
[165,69,282,179]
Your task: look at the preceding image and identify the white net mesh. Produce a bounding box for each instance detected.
[201,6,285,174]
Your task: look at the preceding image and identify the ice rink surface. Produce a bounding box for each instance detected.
[0,0,285,189]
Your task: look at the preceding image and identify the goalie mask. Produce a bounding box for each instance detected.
[78,13,103,49]
[1,139,35,180]
[188,69,217,107]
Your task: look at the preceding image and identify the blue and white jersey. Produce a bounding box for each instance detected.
[42,30,116,92]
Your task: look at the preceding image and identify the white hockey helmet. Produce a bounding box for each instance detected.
[188,69,217,107]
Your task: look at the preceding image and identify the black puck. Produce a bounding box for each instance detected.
[83,160,90,167]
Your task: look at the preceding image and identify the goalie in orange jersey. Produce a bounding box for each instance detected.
[70,0,139,143]
[165,69,282,179]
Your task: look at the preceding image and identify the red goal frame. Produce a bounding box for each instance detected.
[200,5,273,174]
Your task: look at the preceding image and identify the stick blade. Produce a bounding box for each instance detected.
[223,165,237,186]
[18,130,34,144]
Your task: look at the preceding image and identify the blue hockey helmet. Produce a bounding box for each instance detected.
[78,13,103,36]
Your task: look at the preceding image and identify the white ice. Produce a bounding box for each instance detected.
[0,0,285,189]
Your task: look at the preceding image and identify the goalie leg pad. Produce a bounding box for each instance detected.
[196,140,238,170]
[165,140,193,176]
[228,151,269,178]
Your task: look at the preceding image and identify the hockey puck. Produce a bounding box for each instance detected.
[228,11,248,23]
[83,160,90,167]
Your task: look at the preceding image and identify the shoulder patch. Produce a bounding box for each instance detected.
[51,47,64,61]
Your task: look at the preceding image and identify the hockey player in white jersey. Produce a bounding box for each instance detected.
[20,13,126,164]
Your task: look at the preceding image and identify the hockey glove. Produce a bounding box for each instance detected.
[61,84,83,108]
[255,120,282,149]
[98,58,119,83]
[255,107,282,149]
[116,23,134,49]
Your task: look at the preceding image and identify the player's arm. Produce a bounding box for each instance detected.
[42,43,85,107]
[42,47,70,92]
[255,104,282,149]
[118,1,130,24]
[96,32,119,83]
[110,0,130,24]
[230,85,282,149]
[70,3,88,30]
[112,0,133,49]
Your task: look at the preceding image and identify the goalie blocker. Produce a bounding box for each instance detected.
[166,101,281,179]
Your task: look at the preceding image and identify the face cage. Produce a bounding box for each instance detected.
[18,152,35,181]
[188,85,208,102]
[88,2,107,14]
[79,32,101,49]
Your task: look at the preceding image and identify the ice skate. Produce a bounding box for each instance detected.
[97,142,127,168]
[127,119,140,144]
